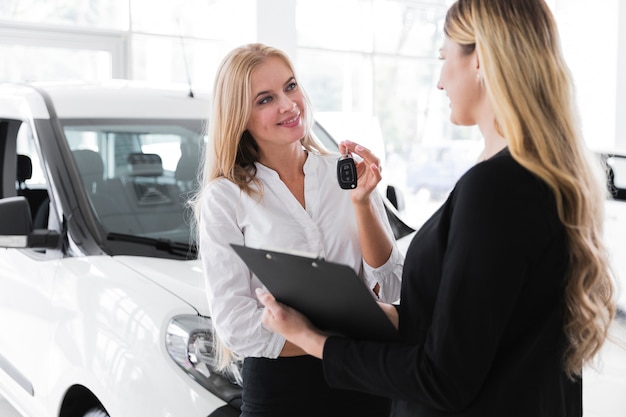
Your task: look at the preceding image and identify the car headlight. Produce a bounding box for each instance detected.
[166,315,242,403]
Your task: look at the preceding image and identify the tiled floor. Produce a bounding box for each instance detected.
[1,319,625,417]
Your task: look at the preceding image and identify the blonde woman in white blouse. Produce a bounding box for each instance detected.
[193,43,403,417]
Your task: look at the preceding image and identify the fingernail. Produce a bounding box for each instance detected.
[255,287,264,296]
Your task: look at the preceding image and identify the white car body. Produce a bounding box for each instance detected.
[0,81,241,417]
[0,255,222,417]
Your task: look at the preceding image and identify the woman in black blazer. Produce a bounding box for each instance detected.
[258,0,616,416]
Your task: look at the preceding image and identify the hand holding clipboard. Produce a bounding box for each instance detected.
[231,244,398,341]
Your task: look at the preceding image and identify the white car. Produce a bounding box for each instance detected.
[0,80,414,417]
[600,152,626,315]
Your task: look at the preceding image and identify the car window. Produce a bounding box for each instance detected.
[62,118,205,243]
[16,123,46,189]
[15,122,51,234]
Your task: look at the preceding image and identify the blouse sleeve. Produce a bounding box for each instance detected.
[361,190,404,303]
[199,181,285,358]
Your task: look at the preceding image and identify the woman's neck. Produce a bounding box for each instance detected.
[478,118,508,161]
[258,144,308,181]
[258,144,308,208]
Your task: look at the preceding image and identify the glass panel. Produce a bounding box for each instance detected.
[63,119,205,241]
[0,0,129,30]
[297,49,373,113]
[371,0,447,56]
[131,0,256,40]
[297,0,449,53]
[296,0,483,228]
[0,45,112,82]
[297,50,345,111]
[296,0,479,227]
[371,54,481,222]
[131,35,228,90]
[63,119,203,177]
[297,0,373,51]
[373,57,434,151]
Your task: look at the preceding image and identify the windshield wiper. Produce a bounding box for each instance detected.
[107,232,197,258]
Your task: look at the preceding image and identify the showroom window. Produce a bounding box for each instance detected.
[296,0,480,219]
[0,0,129,29]
[0,43,112,82]
[295,0,620,221]
[0,0,622,222]
[0,0,256,87]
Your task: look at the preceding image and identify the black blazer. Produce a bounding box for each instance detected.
[323,149,582,416]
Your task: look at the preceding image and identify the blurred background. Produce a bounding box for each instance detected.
[1,0,624,226]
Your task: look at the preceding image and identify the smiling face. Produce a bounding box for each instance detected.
[437,36,482,127]
[245,56,306,152]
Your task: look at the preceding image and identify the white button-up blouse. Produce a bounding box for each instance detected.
[199,152,403,358]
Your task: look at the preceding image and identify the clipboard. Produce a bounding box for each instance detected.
[230,243,398,341]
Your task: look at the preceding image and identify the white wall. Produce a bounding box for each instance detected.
[617,1,626,149]
[256,0,297,59]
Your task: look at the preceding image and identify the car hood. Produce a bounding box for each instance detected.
[113,255,211,316]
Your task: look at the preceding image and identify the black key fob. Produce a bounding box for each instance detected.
[337,153,357,189]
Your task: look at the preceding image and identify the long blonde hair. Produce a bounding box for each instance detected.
[192,43,328,371]
[444,0,615,378]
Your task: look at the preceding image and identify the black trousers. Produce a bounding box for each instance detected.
[240,355,390,417]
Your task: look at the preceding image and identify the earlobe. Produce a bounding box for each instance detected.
[474,55,482,82]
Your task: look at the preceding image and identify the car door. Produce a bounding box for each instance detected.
[0,118,60,416]
[0,250,57,416]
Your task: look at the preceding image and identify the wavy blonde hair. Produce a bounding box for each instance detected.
[192,43,328,370]
[444,0,615,378]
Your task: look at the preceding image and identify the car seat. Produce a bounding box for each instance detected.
[16,154,48,222]
[73,149,139,234]
[124,152,186,233]
[175,141,201,192]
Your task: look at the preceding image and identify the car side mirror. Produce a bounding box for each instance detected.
[606,155,626,201]
[386,185,405,212]
[0,196,60,249]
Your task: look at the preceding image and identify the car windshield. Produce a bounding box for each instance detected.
[62,118,205,245]
[60,118,402,253]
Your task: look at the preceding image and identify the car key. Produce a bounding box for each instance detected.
[337,151,357,189]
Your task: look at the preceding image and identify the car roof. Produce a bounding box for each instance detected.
[0,80,211,121]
